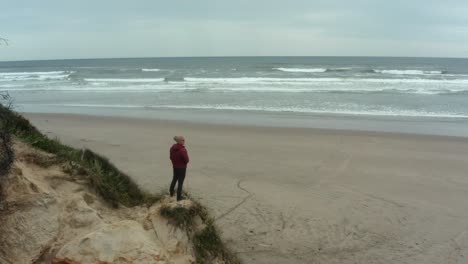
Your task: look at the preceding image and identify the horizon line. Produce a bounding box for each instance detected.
[1,55,468,63]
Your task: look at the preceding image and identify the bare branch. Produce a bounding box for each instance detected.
[0,37,8,45]
[0,92,14,109]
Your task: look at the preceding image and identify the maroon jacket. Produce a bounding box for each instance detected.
[170,144,189,168]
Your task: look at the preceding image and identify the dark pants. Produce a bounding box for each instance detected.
[170,168,186,201]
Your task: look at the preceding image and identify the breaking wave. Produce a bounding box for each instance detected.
[84,78,165,83]
[273,67,327,73]
[0,71,73,81]
[273,67,449,76]
[373,69,447,75]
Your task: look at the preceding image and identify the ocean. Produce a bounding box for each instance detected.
[1,57,468,136]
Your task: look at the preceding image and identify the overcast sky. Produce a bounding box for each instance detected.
[1,0,468,61]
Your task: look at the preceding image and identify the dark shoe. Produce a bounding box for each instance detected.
[177,196,185,201]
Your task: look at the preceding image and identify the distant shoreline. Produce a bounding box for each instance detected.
[22,110,468,139]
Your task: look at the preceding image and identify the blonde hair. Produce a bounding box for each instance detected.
[174,136,185,143]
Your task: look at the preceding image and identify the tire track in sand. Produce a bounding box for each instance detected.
[215,179,252,221]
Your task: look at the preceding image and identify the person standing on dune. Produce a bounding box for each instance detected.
[169,136,189,201]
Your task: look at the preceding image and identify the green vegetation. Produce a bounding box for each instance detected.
[160,204,202,230]
[160,199,241,264]
[0,94,14,201]
[0,101,159,207]
[193,219,240,264]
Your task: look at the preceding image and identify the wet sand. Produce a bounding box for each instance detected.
[26,113,468,264]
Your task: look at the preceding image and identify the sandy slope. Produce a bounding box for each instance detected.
[27,113,468,264]
[0,140,202,264]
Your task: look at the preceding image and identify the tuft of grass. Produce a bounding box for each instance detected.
[159,195,241,264]
[81,149,151,207]
[159,203,203,230]
[192,219,241,264]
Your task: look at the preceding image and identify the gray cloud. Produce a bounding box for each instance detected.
[1,0,468,60]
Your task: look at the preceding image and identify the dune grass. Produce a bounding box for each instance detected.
[0,96,15,201]
[193,220,236,264]
[160,204,202,230]
[160,198,241,264]
[0,103,159,207]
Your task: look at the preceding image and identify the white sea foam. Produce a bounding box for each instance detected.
[40,103,467,118]
[374,69,444,75]
[9,75,466,86]
[327,68,353,71]
[141,68,161,72]
[7,86,464,95]
[4,76,468,95]
[183,77,341,84]
[182,77,468,86]
[187,77,465,83]
[273,67,327,73]
[200,87,467,95]
[152,105,468,118]
[0,71,72,81]
[0,71,68,76]
[188,85,468,95]
[85,78,165,83]
[4,85,193,92]
[0,75,70,81]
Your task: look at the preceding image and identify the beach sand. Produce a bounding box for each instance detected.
[26,113,468,264]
